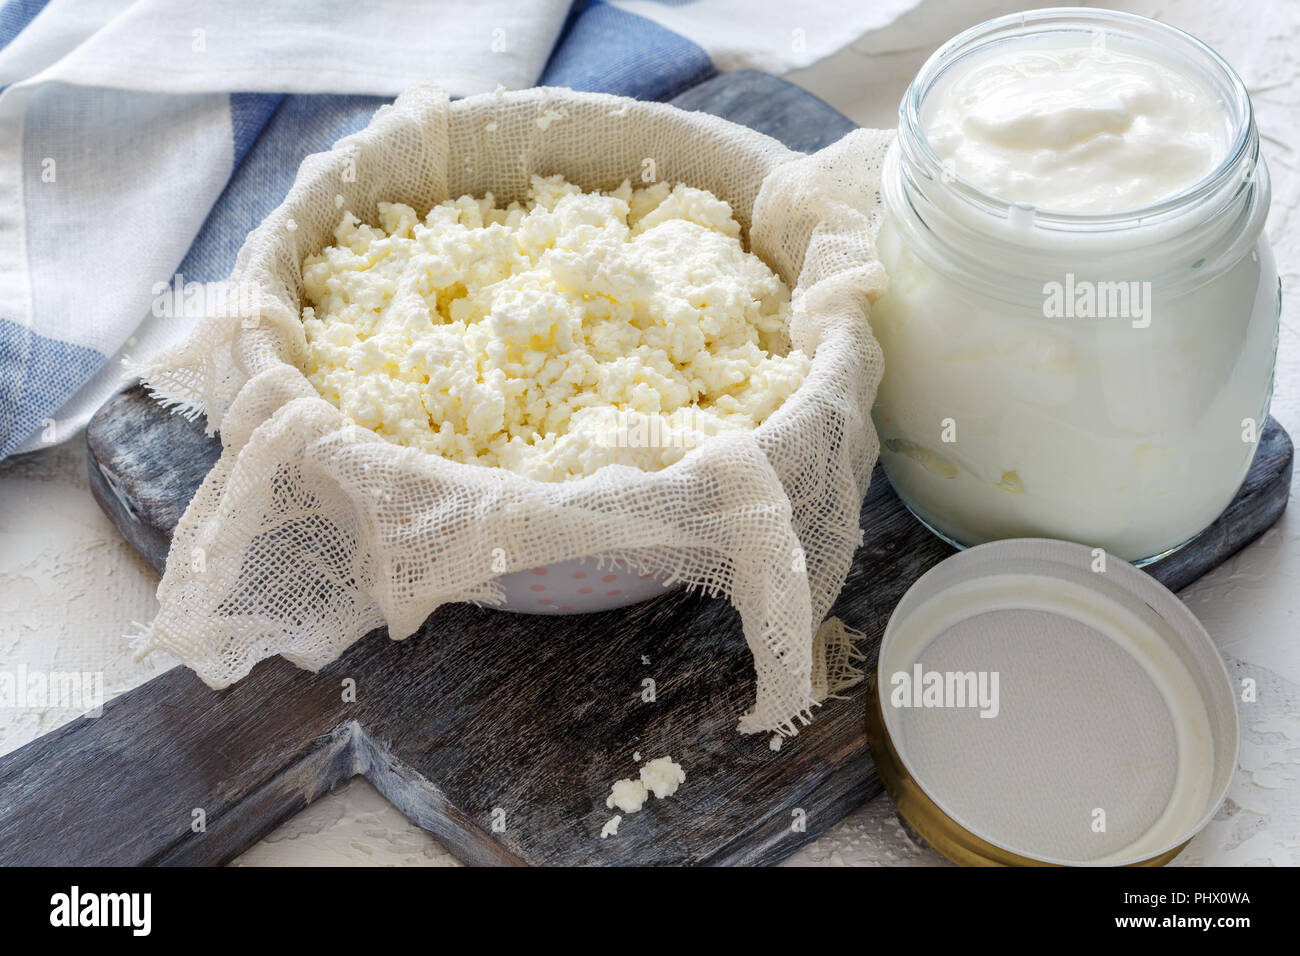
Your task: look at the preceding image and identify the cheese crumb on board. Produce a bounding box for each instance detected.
[601,755,685,832]
[769,734,783,752]
[639,756,685,799]
[600,815,621,838]
[301,175,806,481]
[606,777,648,814]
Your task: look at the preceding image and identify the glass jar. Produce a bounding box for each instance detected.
[872,8,1280,564]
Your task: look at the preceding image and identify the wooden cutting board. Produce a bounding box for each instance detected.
[0,72,1292,867]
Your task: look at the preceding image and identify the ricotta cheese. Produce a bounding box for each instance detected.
[301,175,806,481]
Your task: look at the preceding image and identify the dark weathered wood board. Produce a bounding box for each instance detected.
[0,72,1292,867]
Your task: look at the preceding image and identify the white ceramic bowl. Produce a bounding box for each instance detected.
[493,557,675,614]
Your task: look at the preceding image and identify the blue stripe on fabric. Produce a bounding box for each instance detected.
[555,0,591,40]
[541,0,715,101]
[0,318,103,456]
[0,94,384,455]
[229,92,284,172]
[179,93,388,283]
[0,0,49,52]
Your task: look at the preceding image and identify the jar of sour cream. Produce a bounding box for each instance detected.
[872,7,1280,564]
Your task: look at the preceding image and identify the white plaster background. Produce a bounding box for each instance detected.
[0,0,1295,866]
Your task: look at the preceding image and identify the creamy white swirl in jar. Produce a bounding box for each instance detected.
[872,8,1279,563]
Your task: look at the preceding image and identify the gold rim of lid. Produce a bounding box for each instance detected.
[865,675,1189,867]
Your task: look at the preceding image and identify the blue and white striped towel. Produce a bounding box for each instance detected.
[0,0,916,461]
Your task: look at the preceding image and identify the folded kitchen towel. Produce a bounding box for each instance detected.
[0,0,917,460]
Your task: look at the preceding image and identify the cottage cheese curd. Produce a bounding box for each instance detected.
[301,176,806,481]
[606,777,648,814]
[638,755,686,799]
[603,756,685,817]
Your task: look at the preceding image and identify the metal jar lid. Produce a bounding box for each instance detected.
[866,539,1238,866]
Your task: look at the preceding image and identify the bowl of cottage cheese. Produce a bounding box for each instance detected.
[139,83,887,711]
[299,173,810,612]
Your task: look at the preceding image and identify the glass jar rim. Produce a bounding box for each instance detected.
[900,6,1256,229]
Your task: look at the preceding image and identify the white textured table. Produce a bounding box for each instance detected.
[1,0,1296,866]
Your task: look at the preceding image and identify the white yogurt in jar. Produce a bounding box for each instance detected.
[872,10,1278,563]
[924,40,1231,213]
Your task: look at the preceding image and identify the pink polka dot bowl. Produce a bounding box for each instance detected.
[493,558,676,614]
